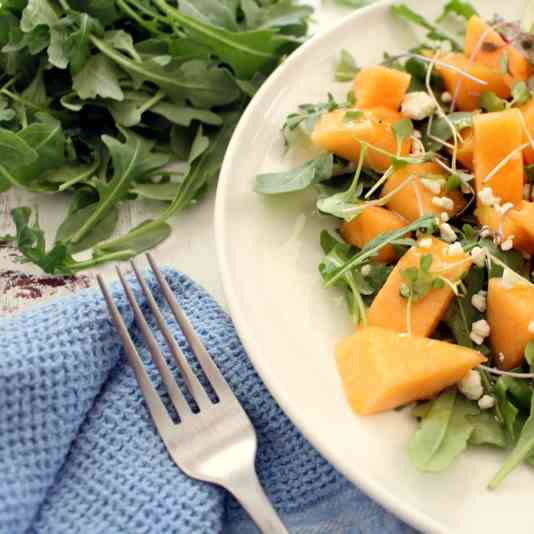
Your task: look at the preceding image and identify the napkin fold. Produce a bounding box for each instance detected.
[0,270,414,534]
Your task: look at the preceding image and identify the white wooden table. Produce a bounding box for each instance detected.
[0,2,349,315]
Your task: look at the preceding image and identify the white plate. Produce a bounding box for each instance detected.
[215,1,532,532]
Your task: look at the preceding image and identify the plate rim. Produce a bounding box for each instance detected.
[215,2,447,532]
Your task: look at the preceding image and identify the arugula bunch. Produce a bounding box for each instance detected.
[0,0,313,274]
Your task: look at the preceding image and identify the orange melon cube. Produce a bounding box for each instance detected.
[311,107,411,171]
[520,98,534,164]
[381,162,466,222]
[336,325,486,415]
[476,203,534,255]
[454,127,474,170]
[464,16,532,84]
[487,278,534,370]
[473,109,524,206]
[340,206,407,262]
[353,66,411,111]
[435,52,511,111]
[367,237,472,337]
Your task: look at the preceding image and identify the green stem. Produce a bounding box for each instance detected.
[115,0,159,33]
[137,90,166,115]
[1,89,44,112]
[68,250,135,271]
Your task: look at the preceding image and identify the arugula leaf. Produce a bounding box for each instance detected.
[468,411,506,448]
[69,130,169,244]
[444,267,485,348]
[91,36,240,108]
[511,80,530,106]
[178,0,239,31]
[131,181,181,201]
[436,0,478,22]
[241,0,313,32]
[480,92,506,112]
[495,378,520,441]
[424,112,473,151]
[0,97,16,123]
[11,207,74,275]
[153,0,298,79]
[481,238,526,278]
[256,154,334,194]
[408,390,479,472]
[72,54,124,101]
[391,4,462,50]
[0,128,39,188]
[489,394,534,489]
[335,49,359,82]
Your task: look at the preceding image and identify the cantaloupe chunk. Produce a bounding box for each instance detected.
[311,107,411,171]
[381,162,466,222]
[340,206,407,262]
[453,127,474,170]
[520,98,534,164]
[487,278,534,370]
[473,109,524,205]
[435,52,510,111]
[336,325,486,415]
[464,16,532,85]
[367,237,472,337]
[475,205,534,254]
[353,66,411,111]
[508,200,534,251]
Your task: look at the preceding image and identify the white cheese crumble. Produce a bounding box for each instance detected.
[477,187,501,207]
[528,321,534,334]
[471,291,487,312]
[472,319,490,338]
[418,238,433,249]
[432,196,454,211]
[447,242,464,256]
[361,264,372,277]
[500,237,514,251]
[421,178,444,194]
[458,370,484,400]
[440,211,450,222]
[478,395,496,410]
[470,246,486,268]
[441,91,452,103]
[413,129,422,139]
[439,222,457,243]
[401,91,436,120]
[479,227,491,238]
[470,332,484,345]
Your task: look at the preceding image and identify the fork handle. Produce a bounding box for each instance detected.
[225,468,288,534]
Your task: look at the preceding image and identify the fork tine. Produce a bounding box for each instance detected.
[115,267,192,419]
[129,259,211,409]
[146,253,234,400]
[97,275,174,435]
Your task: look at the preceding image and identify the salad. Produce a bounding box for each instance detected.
[255,1,534,489]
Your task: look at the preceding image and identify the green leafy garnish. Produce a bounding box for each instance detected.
[400,254,446,302]
[408,390,479,472]
[436,0,478,22]
[335,49,360,82]
[490,395,534,489]
[480,91,506,112]
[510,80,531,106]
[424,112,473,151]
[255,154,334,194]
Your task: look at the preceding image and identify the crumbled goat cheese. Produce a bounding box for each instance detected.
[410,137,426,156]
[447,242,464,256]
[478,395,496,410]
[459,370,484,400]
[478,187,501,206]
[470,332,484,345]
[361,264,372,277]
[529,321,534,334]
[470,246,486,268]
[432,196,454,211]
[421,178,444,194]
[440,211,449,222]
[471,292,487,312]
[480,227,491,238]
[472,319,490,338]
[501,237,514,251]
[418,238,433,249]
[413,129,422,139]
[441,91,452,103]
[401,91,436,120]
[439,222,457,243]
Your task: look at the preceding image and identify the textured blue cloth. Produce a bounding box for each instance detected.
[0,270,416,534]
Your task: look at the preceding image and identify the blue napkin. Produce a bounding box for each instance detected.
[0,270,416,534]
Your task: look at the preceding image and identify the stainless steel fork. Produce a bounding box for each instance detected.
[97,254,287,534]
